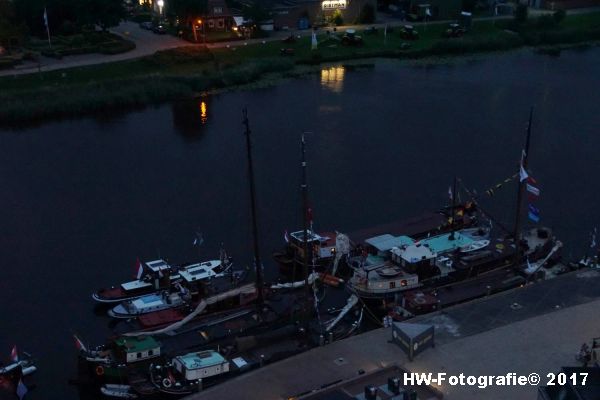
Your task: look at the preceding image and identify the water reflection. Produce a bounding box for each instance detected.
[170,98,209,141]
[320,66,345,93]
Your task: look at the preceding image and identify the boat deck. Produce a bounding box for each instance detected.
[185,268,600,400]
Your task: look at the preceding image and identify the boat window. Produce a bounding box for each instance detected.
[148,350,153,356]
[137,352,142,359]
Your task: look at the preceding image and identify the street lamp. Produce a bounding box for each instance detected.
[157,0,164,16]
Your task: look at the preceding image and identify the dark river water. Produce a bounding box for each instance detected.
[1,47,599,399]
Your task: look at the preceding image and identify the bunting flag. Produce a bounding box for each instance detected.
[526,183,540,197]
[74,335,87,352]
[519,164,529,182]
[284,230,289,243]
[16,379,28,400]
[528,204,540,222]
[135,257,143,280]
[484,173,518,197]
[10,345,18,363]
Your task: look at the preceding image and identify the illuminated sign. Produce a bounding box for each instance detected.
[322,0,346,10]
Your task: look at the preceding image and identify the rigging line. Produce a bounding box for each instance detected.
[457,178,513,235]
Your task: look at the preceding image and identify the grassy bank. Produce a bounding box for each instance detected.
[2,11,600,124]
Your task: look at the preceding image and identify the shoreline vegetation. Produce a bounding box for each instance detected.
[1,11,600,125]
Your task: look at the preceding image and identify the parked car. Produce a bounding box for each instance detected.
[400,25,419,40]
[443,23,466,38]
[341,29,363,46]
[139,21,153,30]
[153,25,167,34]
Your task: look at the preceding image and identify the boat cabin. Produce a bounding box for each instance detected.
[350,260,420,297]
[173,350,230,381]
[179,260,226,283]
[364,234,414,258]
[114,336,161,363]
[289,230,336,259]
[146,259,171,274]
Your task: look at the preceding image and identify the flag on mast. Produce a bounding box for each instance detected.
[448,186,453,200]
[10,345,18,363]
[74,335,87,352]
[16,379,28,400]
[591,228,597,249]
[43,7,52,47]
[519,164,529,182]
[284,230,289,243]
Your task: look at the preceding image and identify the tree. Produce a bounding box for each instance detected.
[0,0,26,50]
[514,4,528,24]
[168,0,207,24]
[358,4,375,23]
[82,0,127,31]
[242,1,272,25]
[332,9,343,26]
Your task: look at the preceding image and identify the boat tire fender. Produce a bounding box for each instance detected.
[163,378,172,388]
[95,365,105,376]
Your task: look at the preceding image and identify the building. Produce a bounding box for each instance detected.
[202,0,235,31]
[271,0,376,30]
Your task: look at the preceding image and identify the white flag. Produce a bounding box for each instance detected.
[519,164,528,182]
[135,258,144,280]
[43,8,48,28]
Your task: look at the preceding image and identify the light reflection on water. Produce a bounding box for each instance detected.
[320,66,345,93]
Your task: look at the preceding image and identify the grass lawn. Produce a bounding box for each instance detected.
[1,11,600,123]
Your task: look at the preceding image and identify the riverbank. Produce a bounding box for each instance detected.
[1,11,599,124]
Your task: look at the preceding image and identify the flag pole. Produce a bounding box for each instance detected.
[513,107,534,266]
[44,7,52,48]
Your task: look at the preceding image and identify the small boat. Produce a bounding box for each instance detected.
[92,259,178,304]
[93,259,232,304]
[108,290,191,319]
[100,384,138,398]
[459,239,490,253]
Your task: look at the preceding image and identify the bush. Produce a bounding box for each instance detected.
[359,4,375,23]
[99,39,136,54]
[553,9,566,24]
[514,4,528,24]
[536,15,557,29]
[131,13,152,23]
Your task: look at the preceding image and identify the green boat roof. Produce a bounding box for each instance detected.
[366,234,414,252]
[176,350,227,370]
[115,336,160,352]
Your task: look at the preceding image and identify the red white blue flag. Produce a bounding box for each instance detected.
[135,257,143,280]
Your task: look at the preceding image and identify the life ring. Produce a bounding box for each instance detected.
[413,296,426,305]
[162,378,172,388]
[95,365,105,376]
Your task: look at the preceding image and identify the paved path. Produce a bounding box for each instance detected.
[186,269,600,400]
[0,21,187,77]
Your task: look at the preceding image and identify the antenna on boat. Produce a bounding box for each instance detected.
[513,107,534,265]
[242,108,264,307]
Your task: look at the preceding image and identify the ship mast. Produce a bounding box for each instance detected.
[242,108,264,306]
[449,176,457,240]
[301,134,311,298]
[513,107,534,265]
